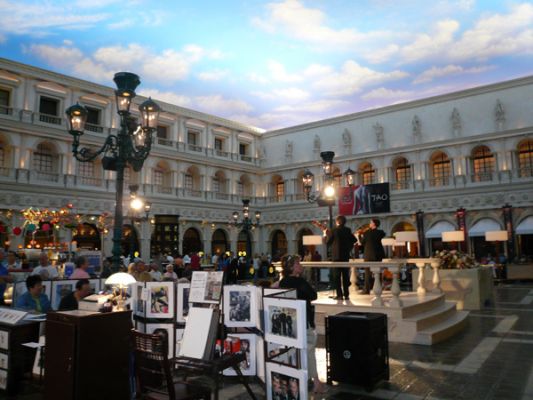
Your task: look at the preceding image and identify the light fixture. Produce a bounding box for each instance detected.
[65,103,88,135]
[324,184,335,199]
[130,197,144,211]
[343,167,355,186]
[105,272,137,311]
[442,231,465,242]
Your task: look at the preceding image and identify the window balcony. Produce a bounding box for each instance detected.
[154,184,173,195]
[79,176,104,187]
[156,137,174,147]
[429,176,451,187]
[187,144,203,153]
[85,123,104,133]
[37,113,62,125]
[471,172,494,183]
[31,171,61,183]
[215,150,230,158]
[391,180,411,190]
[240,155,252,162]
[0,105,13,116]
[517,166,533,178]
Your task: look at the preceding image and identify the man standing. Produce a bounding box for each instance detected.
[31,253,59,279]
[359,218,386,294]
[58,279,92,311]
[326,215,356,300]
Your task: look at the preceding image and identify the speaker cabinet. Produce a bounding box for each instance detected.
[326,312,389,390]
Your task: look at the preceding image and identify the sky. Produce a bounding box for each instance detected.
[1,0,533,130]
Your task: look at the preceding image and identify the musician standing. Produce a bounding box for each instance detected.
[325,215,356,300]
[359,218,386,294]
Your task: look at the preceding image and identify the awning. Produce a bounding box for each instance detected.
[426,221,456,239]
[469,218,501,237]
[516,216,533,235]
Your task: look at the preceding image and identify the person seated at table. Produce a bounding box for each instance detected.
[70,256,91,279]
[16,275,51,313]
[58,279,92,311]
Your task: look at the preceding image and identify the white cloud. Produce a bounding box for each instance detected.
[107,19,135,29]
[28,42,220,84]
[0,1,109,36]
[400,19,459,63]
[197,69,229,81]
[252,87,310,101]
[364,44,400,64]
[267,60,304,83]
[0,34,5,44]
[138,89,192,108]
[247,72,269,84]
[274,99,350,113]
[251,0,390,48]
[194,95,253,115]
[413,64,494,84]
[361,87,414,101]
[313,60,409,96]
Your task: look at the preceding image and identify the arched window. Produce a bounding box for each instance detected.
[471,145,494,182]
[393,157,411,189]
[430,152,451,186]
[272,175,284,202]
[184,167,201,197]
[359,162,375,185]
[518,140,533,177]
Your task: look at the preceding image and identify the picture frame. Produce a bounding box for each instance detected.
[133,283,146,317]
[256,335,265,383]
[51,280,77,310]
[263,297,307,349]
[263,288,297,299]
[0,352,8,369]
[223,285,258,328]
[176,283,190,323]
[175,328,184,358]
[223,333,257,376]
[146,282,175,319]
[145,323,175,360]
[189,271,224,304]
[266,342,299,368]
[0,368,6,390]
[0,330,7,350]
[266,362,308,400]
[13,280,52,307]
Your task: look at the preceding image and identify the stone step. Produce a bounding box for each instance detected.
[403,301,457,331]
[415,311,469,345]
[400,293,445,318]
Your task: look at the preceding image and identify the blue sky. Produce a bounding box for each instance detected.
[1,0,532,130]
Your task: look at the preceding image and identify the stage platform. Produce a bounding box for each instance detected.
[313,289,469,345]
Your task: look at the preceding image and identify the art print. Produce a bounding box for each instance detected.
[266,362,307,400]
[0,352,7,369]
[133,283,145,316]
[189,271,223,304]
[176,283,190,323]
[223,333,257,376]
[263,297,306,348]
[51,280,77,310]
[146,323,175,360]
[146,282,174,319]
[0,369,6,390]
[267,343,298,368]
[223,285,258,328]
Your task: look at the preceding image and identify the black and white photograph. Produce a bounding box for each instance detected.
[0,369,6,390]
[223,333,257,376]
[51,280,77,310]
[223,285,258,328]
[264,297,306,348]
[176,283,190,323]
[267,343,298,368]
[134,283,145,316]
[266,362,307,400]
[146,323,175,360]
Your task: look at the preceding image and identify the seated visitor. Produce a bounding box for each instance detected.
[148,262,162,281]
[163,264,178,281]
[70,256,91,279]
[58,279,92,311]
[31,253,59,279]
[16,275,52,313]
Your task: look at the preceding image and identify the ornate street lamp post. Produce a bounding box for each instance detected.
[65,72,161,272]
[232,199,261,275]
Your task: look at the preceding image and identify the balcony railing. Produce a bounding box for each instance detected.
[33,171,60,183]
[85,123,104,133]
[184,189,202,198]
[0,105,13,116]
[471,171,493,183]
[38,113,62,125]
[214,192,229,200]
[391,180,411,190]
[79,176,103,187]
[429,176,451,187]
[154,185,173,194]
[215,150,229,158]
[188,144,203,153]
[518,166,533,178]
[240,155,252,162]
[156,137,174,147]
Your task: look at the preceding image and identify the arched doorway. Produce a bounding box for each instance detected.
[237,230,251,256]
[211,229,228,256]
[297,228,313,258]
[182,228,202,255]
[122,224,139,257]
[391,221,418,257]
[73,223,100,250]
[271,230,287,260]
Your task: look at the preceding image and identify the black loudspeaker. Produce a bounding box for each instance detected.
[326,312,389,390]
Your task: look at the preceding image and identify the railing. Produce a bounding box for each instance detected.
[79,176,103,186]
[214,192,229,200]
[184,189,202,198]
[518,166,533,178]
[295,193,306,201]
[154,185,173,194]
[240,155,252,162]
[391,180,411,190]
[188,144,203,153]
[215,150,229,158]
[0,166,11,177]
[156,137,174,147]
[85,123,104,133]
[471,172,493,183]
[33,171,60,183]
[429,176,451,187]
[0,105,13,115]
[38,113,62,125]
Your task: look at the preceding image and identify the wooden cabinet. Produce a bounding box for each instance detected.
[0,320,40,395]
[44,310,132,400]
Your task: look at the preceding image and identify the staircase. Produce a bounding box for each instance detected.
[313,291,468,345]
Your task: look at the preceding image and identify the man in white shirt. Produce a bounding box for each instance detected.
[31,253,59,279]
[149,262,162,281]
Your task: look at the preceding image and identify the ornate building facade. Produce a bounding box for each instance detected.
[0,58,532,261]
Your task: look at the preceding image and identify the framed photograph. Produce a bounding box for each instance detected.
[223,333,257,376]
[146,323,175,360]
[0,369,6,390]
[223,285,258,328]
[189,271,224,304]
[263,288,297,299]
[263,297,306,349]
[133,283,146,317]
[266,362,308,400]
[266,343,299,368]
[146,282,175,319]
[51,280,77,310]
[0,331,8,350]
[176,283,190,323]
[0,352,8,369]
[175,328,184,358]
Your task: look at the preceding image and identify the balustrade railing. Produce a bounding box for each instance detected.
[37,113,62,125]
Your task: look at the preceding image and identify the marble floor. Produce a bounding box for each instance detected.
[9,283,533,400]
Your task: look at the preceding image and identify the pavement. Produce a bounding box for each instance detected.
[6,282,533,400]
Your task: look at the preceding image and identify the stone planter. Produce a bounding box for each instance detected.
[412,266,494,310]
